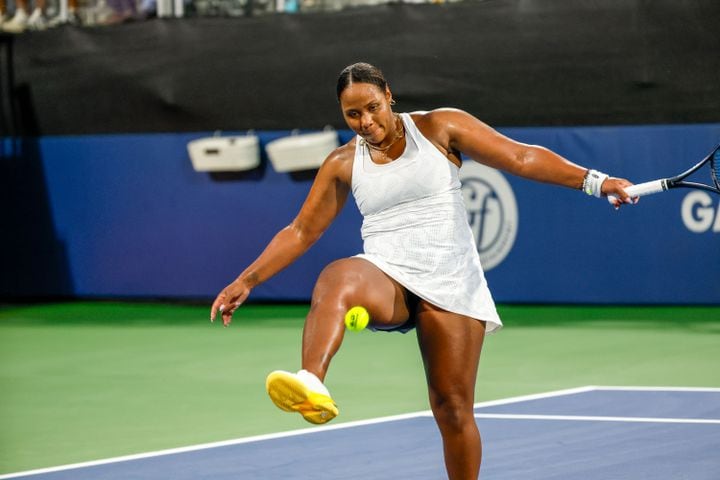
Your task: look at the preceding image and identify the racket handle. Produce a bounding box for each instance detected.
[607,179,667,204]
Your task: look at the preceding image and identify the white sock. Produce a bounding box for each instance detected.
[297,369,330,396]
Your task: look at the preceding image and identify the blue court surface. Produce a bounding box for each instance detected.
[3,386,719,479]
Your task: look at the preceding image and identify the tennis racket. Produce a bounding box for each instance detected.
[608,143,720,204]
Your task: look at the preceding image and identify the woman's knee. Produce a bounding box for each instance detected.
[311,258,410,327]
[428,388,475,432]
[312,258,368,304]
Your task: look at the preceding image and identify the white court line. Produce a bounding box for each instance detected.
[472,385,596,409]
[474,413,720,425]
[0,385,593,479]
[591,385,720,393]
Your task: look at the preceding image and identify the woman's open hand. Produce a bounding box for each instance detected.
[210,278,252,327]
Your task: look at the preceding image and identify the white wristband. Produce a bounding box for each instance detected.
[583,169,609,198]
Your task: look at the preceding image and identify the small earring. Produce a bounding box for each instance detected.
[390,98,396,105]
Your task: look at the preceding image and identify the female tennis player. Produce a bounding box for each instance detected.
[210,62,634,479]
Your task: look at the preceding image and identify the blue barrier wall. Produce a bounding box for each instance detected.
[3,123,719,303]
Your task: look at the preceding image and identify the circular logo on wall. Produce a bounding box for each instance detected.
[459,161,518,270]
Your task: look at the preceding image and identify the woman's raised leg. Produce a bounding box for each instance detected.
[266,257,411,424]
[302,257,412,381]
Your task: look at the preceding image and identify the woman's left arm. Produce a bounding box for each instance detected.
[428,108,634,204]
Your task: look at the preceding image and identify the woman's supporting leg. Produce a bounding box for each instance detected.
[415,302,487,480]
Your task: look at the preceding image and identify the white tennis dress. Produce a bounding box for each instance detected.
[352,113,503,334]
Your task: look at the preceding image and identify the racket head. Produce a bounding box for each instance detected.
[669,143,720,194]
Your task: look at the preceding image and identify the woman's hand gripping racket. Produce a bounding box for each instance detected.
[609,143,720,205]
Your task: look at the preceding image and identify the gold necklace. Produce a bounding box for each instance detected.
[362,114,405,162]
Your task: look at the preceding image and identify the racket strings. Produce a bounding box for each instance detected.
[712,151,720,190]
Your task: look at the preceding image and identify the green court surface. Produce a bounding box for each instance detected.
[0,302,718,474]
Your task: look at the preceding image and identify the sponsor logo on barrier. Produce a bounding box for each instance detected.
[681,191,720,233]
[459,162,518,270]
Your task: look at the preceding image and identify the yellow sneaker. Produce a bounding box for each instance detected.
[266,370,338,425]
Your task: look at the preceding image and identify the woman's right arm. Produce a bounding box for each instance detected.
[210,147,353,326]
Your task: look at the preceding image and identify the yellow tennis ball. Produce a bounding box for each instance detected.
[344,306,370,332]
